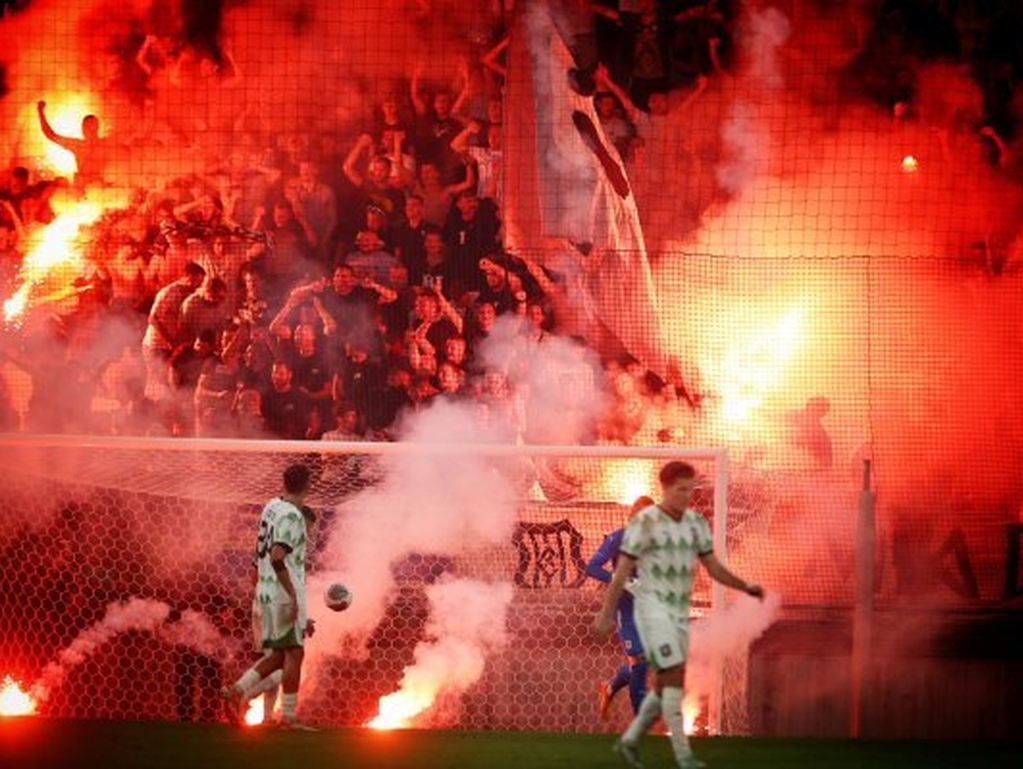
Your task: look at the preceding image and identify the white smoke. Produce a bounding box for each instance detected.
[30,596,238,704]
[715,7,791,196]
[744,6,792,91]
[684,591,782,720]
[716,101,770,196]
[157,608,240,660]
[304,315,616,718]
[374,578,513,727]
[475,314,608,444]
[30,597,170,702]
[306,399,522,678]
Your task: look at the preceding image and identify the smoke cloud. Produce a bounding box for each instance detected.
[305,399,522,694]
[304,318,616,717]
[29,596,237,703]
[374,578,513,727]
[715,6,790,196]
[685,591,782,718]
[2,0,1022,730]
[0,0,501,182]
[651,2,1023,602]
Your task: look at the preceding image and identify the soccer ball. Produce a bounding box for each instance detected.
[324,583,353,612]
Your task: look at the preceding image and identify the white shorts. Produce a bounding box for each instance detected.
[259,591,307,649]
[633,601,691,671]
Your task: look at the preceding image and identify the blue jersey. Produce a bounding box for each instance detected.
[586,528,643,656]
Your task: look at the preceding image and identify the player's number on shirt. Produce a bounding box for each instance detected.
[256,519,275,560]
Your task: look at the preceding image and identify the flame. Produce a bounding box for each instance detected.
[716,306,805,425]
[3,289,27,323]
[244,697,263,727]
[682,696,700,734]
[901,155,919,173]
[367,689,434,730]
[600,459,652,505]
[0,676,37,717]
[3,200,105,325]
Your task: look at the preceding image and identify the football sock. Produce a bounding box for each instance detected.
[622,689,661,744]
[234,669,261,698]
[610,664,631,695]
[263,687,280,721]
[267,670,283,715]
[248,670,282,717]
[248,669,282,698]
[660,686,694,761]
[282,692,298,721]
[628,660,649,714]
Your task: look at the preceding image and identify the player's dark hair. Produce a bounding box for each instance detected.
[283,463,312,494]
[659,461,696,487]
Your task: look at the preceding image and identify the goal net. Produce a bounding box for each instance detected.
[0,432,773,734]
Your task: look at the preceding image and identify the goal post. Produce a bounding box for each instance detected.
[0,433,747,733]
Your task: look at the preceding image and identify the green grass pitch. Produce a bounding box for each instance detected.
[1,719,1021,769]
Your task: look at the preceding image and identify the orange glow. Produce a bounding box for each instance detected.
[3,200,104,325]
[367,689,434,730]
[0,676,37,717]
[901,155,919,173]
[682,696,699,734]
[599,459,653,504]
[30,93,101,177]
[244,697,263,727]
[717,306,806,425]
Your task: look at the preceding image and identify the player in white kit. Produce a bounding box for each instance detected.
[594,461,764,769]
[221,463,317,729]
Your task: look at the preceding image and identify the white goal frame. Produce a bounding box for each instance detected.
[0,433,733,732]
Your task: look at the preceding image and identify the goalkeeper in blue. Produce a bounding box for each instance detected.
[586,495,654,720]
[594,461,764,769]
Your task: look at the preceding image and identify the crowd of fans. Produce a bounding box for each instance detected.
[0,1,742,445]
[3,0,1021,729]
[1,0,1021,443]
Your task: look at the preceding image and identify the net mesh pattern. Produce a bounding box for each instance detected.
[0,0,1022,736]
[0,439,744,732]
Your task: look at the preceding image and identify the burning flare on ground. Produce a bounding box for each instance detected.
[367,580,512,731]
[0,676,37,717]
[682,696,700,734]
[244,698,264,727]
[368,687,435,730]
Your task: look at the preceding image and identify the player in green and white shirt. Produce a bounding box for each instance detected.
[255,496,309,647]
[621,499,712,638]
[595,461,764,769]
[222,463,318,730]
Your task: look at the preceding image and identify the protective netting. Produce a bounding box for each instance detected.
[0,437,755,732]
[1,0,1022,734]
